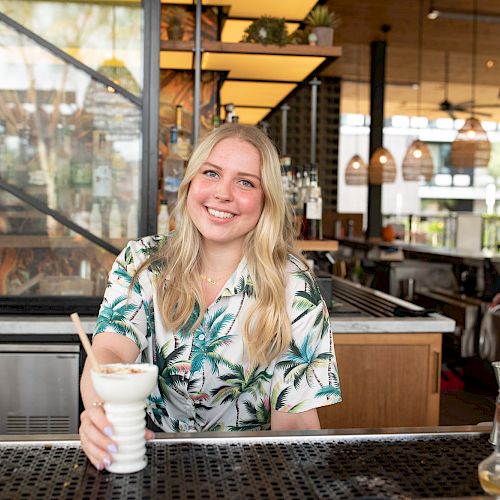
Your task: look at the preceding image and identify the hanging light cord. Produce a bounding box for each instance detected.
[471,0,477,117]
[355,46,361,151]
[417,0,424,122]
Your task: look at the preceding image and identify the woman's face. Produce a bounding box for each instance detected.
[187,137,264,252]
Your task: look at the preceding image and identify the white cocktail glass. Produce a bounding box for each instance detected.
[90,363,158,474]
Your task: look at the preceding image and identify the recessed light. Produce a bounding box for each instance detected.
[486,59,495,69]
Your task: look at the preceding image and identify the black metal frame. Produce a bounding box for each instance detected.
[0,178,121,255]
[0,2,160,313]
[141,0,161,236]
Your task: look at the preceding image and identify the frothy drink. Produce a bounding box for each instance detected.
[90,363,158,474]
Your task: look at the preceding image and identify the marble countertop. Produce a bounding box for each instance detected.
[330,314,455,333]
[0,315,95,338]
[0,311,455,337]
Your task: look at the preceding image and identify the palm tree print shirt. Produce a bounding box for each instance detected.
[94,236,341,432]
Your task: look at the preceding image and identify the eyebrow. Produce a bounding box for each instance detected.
[203,161,261,180]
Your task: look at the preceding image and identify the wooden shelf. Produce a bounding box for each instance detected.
[161,40,342,58]
[295,239,338,252]
[1,235,337,253]
[0,235,128,250]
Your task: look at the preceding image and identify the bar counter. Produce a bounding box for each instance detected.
[337,236,500,265]
[0,426,491,499]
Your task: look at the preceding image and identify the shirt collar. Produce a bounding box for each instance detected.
[219,256,253,298]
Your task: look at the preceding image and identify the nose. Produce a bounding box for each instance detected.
[214,182,233,201]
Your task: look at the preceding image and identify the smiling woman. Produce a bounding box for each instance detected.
[186,137,264,253]
[79,124,341,471]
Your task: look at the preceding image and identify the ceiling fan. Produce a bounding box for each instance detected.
[429,52,500,120]
[404,52,500,119]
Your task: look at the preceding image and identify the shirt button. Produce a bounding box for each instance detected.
[198,334,205,341]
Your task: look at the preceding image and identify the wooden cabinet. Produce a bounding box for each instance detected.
[318,333,442,429]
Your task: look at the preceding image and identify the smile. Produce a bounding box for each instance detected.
[207,208,235,219]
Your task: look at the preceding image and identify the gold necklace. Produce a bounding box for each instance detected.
[200,270,233,286]
[200,274,218,286]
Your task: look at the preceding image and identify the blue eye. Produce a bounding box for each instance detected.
[203,169,218,178]
[239,179,255,188]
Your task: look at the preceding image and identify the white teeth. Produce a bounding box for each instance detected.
[207,208,234,219]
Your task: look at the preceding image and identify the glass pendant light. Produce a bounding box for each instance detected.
[450,0,491,168]
[402,0,434,181]
[369,147,396,185]
[96,6,140,95]
[344,47,368,185]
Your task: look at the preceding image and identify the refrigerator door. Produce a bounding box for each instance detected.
[0,344,80,434]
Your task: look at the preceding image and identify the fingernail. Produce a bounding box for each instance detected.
[103,457,111,467]
[96,463,103,471]
[104,426,113,437]
[151,432,156,439]
[107,444,118,454]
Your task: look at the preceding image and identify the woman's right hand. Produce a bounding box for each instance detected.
[79,404,116,471]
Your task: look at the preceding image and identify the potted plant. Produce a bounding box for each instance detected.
[241,16,288,46]
[304,5,341,46]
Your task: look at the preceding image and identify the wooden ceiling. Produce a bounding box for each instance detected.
[321,0,500,121]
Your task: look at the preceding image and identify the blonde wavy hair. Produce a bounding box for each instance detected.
[138,123,305,366]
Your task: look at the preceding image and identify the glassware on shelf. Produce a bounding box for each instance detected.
[108,199,122,239]
[478,361,500,495]
[157,199,170,235]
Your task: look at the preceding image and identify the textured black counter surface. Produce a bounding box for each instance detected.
[0,428,491,499]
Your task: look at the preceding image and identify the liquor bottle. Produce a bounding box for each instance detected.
[163,127,185,209]
[71,189,90,233]
[302,164,322,240]
[89,201,103,237]
[92,132,113,199]
[224,103,235,123]
[157,199,170,235]
[108,199,122,239]
[0,119,6,181]
[175,104,191,160]
[280,156,291,195]
[127,202,138,239]
[303,185,323,240]
[212,114,221,129]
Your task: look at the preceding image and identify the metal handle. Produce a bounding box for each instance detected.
[433,351,440,394]
[0,344,80,353]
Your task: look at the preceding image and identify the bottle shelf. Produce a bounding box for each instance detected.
[295,239,338,252]
[0,235,129,250]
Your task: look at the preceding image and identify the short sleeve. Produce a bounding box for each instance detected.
[271,268,341,413]
[93,241,148,352]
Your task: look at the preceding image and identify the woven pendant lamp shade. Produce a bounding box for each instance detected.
[450,117,491,168]
[369,147,397,185]
[345,154,368,185]
[402,140,434,181]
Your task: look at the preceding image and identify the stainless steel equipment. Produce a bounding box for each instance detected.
[0,344,80,434]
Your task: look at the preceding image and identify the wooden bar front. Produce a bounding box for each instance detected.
[318,332,442,429]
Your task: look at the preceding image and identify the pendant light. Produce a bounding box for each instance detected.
[345,46,368,185]
[450,0,491,168]
[96,6,140,95]
[369,147,396,185]
[345,154,368,185]
[402,0,434,181]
